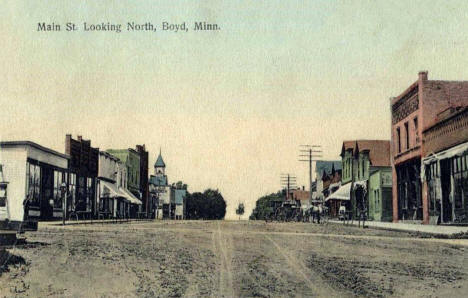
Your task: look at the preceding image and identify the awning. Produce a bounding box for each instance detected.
[421,141,468,181]
[101,180,126,199]
[325,182,351,202]
[119,187,142,205]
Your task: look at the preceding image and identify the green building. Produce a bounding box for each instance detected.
[106,148,141,198]
[368,169,393,221]
[340,140,392,220]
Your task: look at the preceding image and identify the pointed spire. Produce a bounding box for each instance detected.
[155,149,166,168]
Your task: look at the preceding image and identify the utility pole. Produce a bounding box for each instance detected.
[280,173,297,201]
[299,145,322,203]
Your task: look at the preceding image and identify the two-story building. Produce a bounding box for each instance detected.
[322,168,342,218]
[315,160,341,201]
[172,182,187,220]
[97,151,134,219]
[65,135,99,218]
[328,140,391,220]
[391,71,468,224]
[105,148,142,217]
[135,145,149,217]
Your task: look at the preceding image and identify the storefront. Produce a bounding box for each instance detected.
[0,141,69,228]
[395,158,423,221]
[65,135,99,218]
[325,182,351,218]
[423,142,468,224]
[119,187,142,218]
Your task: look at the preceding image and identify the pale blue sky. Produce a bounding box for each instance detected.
[2,1,468,218]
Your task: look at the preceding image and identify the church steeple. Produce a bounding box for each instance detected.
[154,149,166,175]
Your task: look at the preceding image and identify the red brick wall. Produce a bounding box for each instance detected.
[423,108,468,156]
[422,81,468,131]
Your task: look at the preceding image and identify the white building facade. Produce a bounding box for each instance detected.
[0,141,69,230]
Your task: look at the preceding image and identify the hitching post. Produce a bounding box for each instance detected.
[61,182,67,226]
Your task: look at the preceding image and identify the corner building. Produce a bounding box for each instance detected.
[391,71,468,224]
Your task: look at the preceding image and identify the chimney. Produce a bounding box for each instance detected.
[65,134,72,155]
[302,186,305,191]
[77,135,82,141]
[419,71,428,82]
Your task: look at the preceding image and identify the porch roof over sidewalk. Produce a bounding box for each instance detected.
[421,141,468,180]
[325,182,351,202]
[101,180,126,200]
[119,187,142,205]
[423,141,468,165]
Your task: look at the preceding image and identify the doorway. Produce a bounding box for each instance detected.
[440,159,452,223]
[40,166,54,220]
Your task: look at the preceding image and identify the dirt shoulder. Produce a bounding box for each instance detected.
[1,221,467,297]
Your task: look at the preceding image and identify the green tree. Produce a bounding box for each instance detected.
[249,191,284,220]
[185,189,226,220]
[235,203,245,220]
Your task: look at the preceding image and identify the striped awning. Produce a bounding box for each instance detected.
[119,187,142,205]
[325,182,351,202]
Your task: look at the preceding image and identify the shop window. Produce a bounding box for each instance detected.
[77,176,86,211]
[53,170,64,208]
[26,162,41,206]
[86,177,94,212]
[68,173,76,212]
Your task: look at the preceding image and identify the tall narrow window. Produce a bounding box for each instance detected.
[397,128,401,153]
[405,122,409,149]
[413,117,419,144]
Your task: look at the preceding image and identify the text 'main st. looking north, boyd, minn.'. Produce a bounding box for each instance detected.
[37,22,220,33]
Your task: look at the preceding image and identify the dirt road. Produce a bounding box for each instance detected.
[1,220,467,297]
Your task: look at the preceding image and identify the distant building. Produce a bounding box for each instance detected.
[105,148,142,217]
[288,187,311,215]
[135,145,149,216]
[391,71,468,224]
[172,184,187,220]
[97,151,136,219]
[322,168,342,218]
[149,151,171,219]
[315,160,341,201]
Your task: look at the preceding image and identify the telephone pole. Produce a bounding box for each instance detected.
[299,145,322,203]
[280,173,297,201]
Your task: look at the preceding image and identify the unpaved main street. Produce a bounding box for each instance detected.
[1,221,468,297]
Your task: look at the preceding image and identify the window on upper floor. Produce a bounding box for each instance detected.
[397,128,401,153]
[405,122,409,150]
[361,157,365,179]
[414,117,419,144]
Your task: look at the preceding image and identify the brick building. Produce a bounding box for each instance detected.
[391,71,468,224]
[65,135,99,217]
[322,169,342,218]
[135,144,149,216]
[422,106,468,224]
